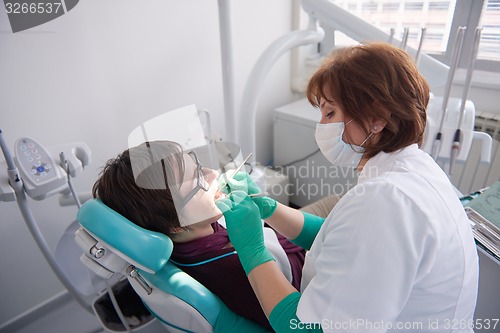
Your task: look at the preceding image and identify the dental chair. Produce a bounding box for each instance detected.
[76,198,269,333]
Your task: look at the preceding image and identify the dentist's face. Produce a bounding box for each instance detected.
[319,93,368,147]
[174,152,223,227]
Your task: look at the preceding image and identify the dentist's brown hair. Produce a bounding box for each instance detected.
[307,41,430,158]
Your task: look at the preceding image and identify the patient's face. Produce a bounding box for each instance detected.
[174,152,223,227]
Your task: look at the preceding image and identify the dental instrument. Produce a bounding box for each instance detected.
[400,27,409,50]
[415,27,427,68]
[248,192,270,198]
[431,26,466,160]
[217,152,253,192]
[60,151,82,208]
[450,27,483,175]
[388,28,395,44]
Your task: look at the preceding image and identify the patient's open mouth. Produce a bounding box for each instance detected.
[214,190,227,201]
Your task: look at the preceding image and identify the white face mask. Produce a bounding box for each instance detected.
[315,121,371,168]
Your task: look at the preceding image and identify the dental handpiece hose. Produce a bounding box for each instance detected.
[60,152,82,209]
[0,129,92,313]
[449,27,483,175]
[432,27,466,160]
[61,148,128,329]
[415,27,427,68]
[400,27,409,50]
[450,129,461,175]
[15,190,93,313]
[0,129,23,192]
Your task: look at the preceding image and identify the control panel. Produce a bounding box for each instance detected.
[14,137,67,200]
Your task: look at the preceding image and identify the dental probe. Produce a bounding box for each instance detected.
[450,27,482,175]
[248,192,270,198]
[215,191,269,200]
[217,153,253,191]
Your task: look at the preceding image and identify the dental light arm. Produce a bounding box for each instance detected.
[298,1,491,176]
[239,16,324,161]
[240,0,451,162]
[301,0,449,90]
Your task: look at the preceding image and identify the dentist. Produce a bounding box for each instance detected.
[216,42,479,332]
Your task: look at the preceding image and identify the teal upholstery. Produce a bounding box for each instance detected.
[77,199,172,273]
[139,261,220,327]
[77,199,269,332]
[139,263,268,333]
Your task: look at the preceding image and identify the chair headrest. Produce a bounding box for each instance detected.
[77,199,173,273]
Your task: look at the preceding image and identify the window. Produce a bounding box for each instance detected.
[479,0,500,61]
[405,2,424,11]
[328,0,500,73]
[428,1,451,11]
[382,2,400,11]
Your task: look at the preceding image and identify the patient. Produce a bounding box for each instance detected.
[92,140,305,331]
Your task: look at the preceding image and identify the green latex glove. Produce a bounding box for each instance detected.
[215,190,274,275]
[223,171,277,219]
[217,171,259,195]
[291,212,326,250]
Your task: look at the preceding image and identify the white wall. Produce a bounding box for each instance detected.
[0,0,294,324]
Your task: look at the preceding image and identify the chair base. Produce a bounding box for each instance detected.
[92,279,166,333]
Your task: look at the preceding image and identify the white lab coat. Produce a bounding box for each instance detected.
[297,144,478,332]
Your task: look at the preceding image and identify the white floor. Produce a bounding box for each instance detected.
[1,291,170,333]
[3,250,499,333]
[2,297,103,333]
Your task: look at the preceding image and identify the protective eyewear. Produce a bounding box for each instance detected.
[177,151,209,208]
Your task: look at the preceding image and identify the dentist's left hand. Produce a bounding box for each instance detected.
[219,171,278,219]
[216,190,274,275]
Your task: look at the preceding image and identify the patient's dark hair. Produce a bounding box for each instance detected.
[92,141,185,236]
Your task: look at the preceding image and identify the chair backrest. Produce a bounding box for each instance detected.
[76,199,268,333]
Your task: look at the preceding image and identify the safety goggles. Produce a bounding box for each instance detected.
[176,151,210,208]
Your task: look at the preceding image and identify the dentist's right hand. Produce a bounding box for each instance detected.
[226,171,278,219]
[215,190,275,275]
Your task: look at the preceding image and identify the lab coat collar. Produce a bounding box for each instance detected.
[357,144,420,184]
